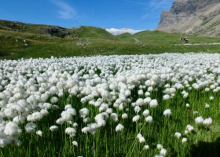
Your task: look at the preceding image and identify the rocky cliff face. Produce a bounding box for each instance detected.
[156,0,220,37]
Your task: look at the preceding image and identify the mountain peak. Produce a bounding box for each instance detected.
[156,0,220,37]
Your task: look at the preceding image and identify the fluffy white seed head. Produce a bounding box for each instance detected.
[138,136,145,143]
[174,132,181,138]
[132,115,140,122]
[65,127,76,137]
[195,116,204,124]
[36,130,43,137]
[157,144,163,150]
[142,109,150,116]
[145,116,153,123]
[182,137,187,143]
[143,145,150,150]
[25,122,36,133]
[4,122,22,137]
[205,103,209,109]
[79,108,89,118]
[134,106,141,113]
[163,109,171,117]
[186,103,190,108]
[50,125,58,131]
[122,113,128,119]
[149,99,158,108]
[163,94,170,100]
[203,117,212,126]
[72,141,78,147]
[160,148,167,156]
[136,98,144,106]
[116,124,124,132]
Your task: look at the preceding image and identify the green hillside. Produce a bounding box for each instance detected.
[1,19,220,59]
[0,19,116,40]
[118,30,220,44]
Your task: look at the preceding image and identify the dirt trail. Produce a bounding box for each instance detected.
[134,38,139,43]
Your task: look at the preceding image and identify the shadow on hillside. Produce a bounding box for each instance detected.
[189,137,220,157]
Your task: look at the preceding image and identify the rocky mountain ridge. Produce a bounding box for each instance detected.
[156,0,220,37]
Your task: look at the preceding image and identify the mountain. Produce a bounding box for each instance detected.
[156,0,220,37]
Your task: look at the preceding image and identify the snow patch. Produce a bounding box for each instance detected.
[106,28,144,35]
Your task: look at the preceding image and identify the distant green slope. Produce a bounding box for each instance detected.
[1,19,220,59]
[0,19,116,40]
[117,30,220,44]
[71,26,117,40]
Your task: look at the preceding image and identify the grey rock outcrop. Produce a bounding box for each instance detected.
[156,0,220,37]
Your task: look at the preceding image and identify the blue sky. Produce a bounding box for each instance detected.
[0,0,173,30]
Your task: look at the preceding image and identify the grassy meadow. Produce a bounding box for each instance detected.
[1,19,220,59]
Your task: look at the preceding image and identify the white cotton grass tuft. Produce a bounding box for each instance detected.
[138,90,144,96]
[149,99,158,108]
[143,145,150,150]
[132,115,140,122]
[136,98,144,106]
[157,144,163,150]
[25,122,37,133]
[72,141,78,147]
[163,109,171,117]
[31,112,43,121]
[145,116,153,123]
[66,108,76,116]
[195,116,204,124]
[186,124,194,132]
[79,108,89,118]
[134,106,141,113]
[186,103,190,108]
[137,133,145,143]
[205,103,209,109]
[115,124,124,132]
[163,94,170,100]
[65,127,76,137]
[182,137,187,143]
[155,155,164,157]
[144,97,151,104]
[110,113,118,122]
[160,148,167,156]
[73,122,78,127]
[209,96,214,101]
[122,113,128,119]
[56,118,64,125]
[61,111,72,121]
[174,132,181,138]
[36,130,43,137]
[203,117,212,126]
[138,136,145,143]
[4,121,22,137]
[142,109,150,116]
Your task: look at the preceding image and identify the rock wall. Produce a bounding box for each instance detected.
[156,0,220,37]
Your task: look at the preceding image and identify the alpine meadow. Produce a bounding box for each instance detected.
[2,0,220,156]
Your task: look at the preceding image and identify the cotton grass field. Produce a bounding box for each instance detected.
[0,53,220,157]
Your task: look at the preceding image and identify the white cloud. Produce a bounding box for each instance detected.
[52,0,77,19]
[106,28,144,35]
